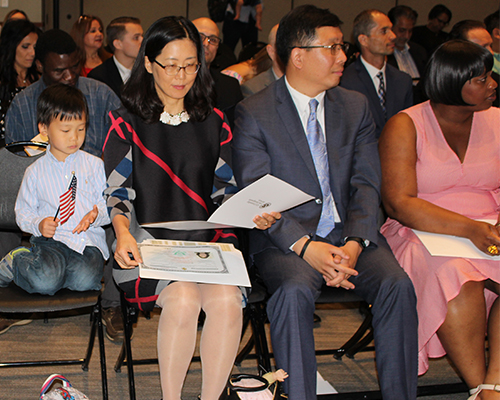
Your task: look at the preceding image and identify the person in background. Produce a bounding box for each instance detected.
[485,11,500,76]
[411,4,452,55]
[103,16,279,399]
[88,16,143,99]
[387,5,428,104]
[223,0,263,52]
[380,40,499,400]
[192,17,243,127]
[71,15,109,77]
[241,24,283,98]
[0,19,40,147]
[341,9,413,138]
[221,45,272,84]
[5,29,121,157]
[449,19,499,107]
[2,9,28,27]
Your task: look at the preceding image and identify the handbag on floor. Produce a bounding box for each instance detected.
[40,374,90,400]
[219,370,288,400]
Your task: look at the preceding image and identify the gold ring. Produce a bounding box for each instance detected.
[487,244,499,255]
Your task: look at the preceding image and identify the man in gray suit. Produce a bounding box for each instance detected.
[233,5,417,400]
[341,9,413,137]
[241,24,283,98]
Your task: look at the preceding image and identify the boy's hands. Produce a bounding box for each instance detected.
[73,205,98,234]
[38,205,98,237]
[39,217,59,238]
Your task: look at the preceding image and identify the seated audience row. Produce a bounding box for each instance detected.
[0,4,498,400]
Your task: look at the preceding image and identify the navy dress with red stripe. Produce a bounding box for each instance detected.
[103,107,239,311]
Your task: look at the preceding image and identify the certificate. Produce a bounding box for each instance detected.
[141,174,314,230]
[412,219,498,260]
[138,239,251,286]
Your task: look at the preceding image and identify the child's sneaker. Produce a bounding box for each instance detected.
[0,247,30,284]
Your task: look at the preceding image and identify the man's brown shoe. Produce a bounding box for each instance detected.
[102,306,124,342]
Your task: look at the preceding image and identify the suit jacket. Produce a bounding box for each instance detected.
[340,57,413,137]
[88,57,124,99]
[386,41,428,77]
[210,68,243,128]
[233,78,381,257]
[387,42,428,105]
[241,67,276,98]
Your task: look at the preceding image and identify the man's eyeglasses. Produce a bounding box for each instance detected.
[436,18,449,26]
[293,43,350,55]
[154,60,201,76]
[199,33,221,46]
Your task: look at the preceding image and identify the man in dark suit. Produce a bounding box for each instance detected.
[387,6,428,103]
[88,17,143,99]
[341,9,413,138]
[192,17,243,127]
[233,5,418,400]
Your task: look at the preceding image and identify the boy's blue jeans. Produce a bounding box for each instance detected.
[4,236,103,295]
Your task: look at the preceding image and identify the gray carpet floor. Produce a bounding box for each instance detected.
[0,303,468,399]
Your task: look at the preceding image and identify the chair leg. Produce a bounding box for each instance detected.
[82,297,108,400]
[96,297,108,400]
[235,307,253,365]
[248,302,271,373]
[332,311,373,360]
[121,296,136,400]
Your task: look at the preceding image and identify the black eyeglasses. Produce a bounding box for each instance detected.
[293,43,350,55]
[199,32,221,46]
[436,17,449,26]
[154,59,201,76]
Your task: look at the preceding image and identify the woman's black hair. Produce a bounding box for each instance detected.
[0,19,40,104]
[423,40,493,106]
[122,16,214,123]
[37,83,89,128]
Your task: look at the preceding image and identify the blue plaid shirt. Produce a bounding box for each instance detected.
[5,77,121,157]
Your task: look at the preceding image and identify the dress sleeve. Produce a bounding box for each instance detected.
[103,110,136,222]
[211,109,239,206]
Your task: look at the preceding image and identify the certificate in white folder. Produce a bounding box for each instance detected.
[141,174,315,230]
[412,219,498,260]
[138,239,251,286]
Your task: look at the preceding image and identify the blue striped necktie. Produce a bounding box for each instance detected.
[306,99,335,238]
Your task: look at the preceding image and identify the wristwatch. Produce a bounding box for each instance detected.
[345,236,370,249]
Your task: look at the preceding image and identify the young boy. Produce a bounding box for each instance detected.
[0,84,110,298]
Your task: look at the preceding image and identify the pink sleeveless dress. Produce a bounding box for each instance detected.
[380,101,500,374]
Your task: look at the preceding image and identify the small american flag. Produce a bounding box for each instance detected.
[58,174,77,224]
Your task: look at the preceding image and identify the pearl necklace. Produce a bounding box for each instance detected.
[159,110,190,126]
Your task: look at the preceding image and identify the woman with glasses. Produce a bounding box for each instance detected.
[379,40,499,400]
[103,16,278,400]
[71,15,109,77]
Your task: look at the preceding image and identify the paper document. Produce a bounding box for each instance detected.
[317,372,337,394]
[138,239,251,286]
[413,219,498,260]
[141,174,314,230]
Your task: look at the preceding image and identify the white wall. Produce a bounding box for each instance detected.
[2,0,498,45]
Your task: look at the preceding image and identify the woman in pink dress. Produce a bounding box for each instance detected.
[380,40,500,400]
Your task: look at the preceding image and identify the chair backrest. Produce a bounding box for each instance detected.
[0,142,46,230]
